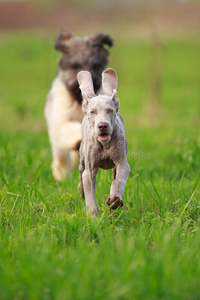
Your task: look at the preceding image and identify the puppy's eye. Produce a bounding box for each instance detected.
[107,109,113,113]
[90,110,96,115]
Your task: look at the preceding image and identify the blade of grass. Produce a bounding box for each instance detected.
[179,160,188,192]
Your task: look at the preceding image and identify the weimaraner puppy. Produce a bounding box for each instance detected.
[77,68,130,216]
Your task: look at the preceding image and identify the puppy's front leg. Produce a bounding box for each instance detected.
[106,161,130,209]
[82,168,100,216]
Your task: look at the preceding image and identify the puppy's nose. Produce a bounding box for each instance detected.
[98,122,108,131]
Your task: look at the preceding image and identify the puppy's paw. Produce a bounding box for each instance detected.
[106,196,123,210]
[87,206,100,218]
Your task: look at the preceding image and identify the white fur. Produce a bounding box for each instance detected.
[45,77,83,181]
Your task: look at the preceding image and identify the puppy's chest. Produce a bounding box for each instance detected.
[99,150,116,170]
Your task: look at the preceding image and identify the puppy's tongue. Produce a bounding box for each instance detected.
[98,133,110,142]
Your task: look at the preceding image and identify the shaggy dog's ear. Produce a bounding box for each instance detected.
[91,33,113,48]
[102,68,120,111]
[55,29,74,53]
[77,71,96,113]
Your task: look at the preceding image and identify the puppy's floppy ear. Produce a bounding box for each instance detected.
[102,68,120,111]
[102,68,118,95]
[55,29,74,53]
[91,33,113,47]
[77,71,96,113]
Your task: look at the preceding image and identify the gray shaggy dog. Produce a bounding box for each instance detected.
[44,30,113,181]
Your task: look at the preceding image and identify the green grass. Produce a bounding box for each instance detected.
[0,32,200,300]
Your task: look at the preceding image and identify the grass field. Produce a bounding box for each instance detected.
[0,32,200,300]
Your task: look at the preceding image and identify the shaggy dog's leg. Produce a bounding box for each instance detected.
[71,150,79,169]
[49,122,81,180]
[51,148,71,181]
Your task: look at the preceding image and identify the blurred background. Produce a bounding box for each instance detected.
[1,0,200,36]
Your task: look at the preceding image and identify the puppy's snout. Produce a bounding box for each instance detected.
[98,122,109,132]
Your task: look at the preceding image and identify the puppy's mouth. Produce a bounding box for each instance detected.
[98,133,111,143]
